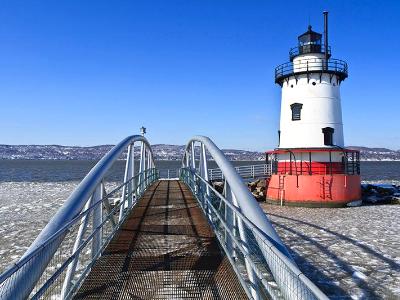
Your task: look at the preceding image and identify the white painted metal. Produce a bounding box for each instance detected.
[3,135,155,300]
[209,163,270,181]
[122,144,134,209]
[60,195,93,298]
[92,184,103,258]
[223,182,259,299]
[139,142,145,194]
[199,144,207,180]
[182,136,293,258]
[181,136,328,299]
[191,141,196,170]
[279,52,345,150]
[293,53,325,72]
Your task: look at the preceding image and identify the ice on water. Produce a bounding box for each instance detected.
[262,203,400,299]
[0,181,119,273]
[0,180,399,299]
[0,182,77,271]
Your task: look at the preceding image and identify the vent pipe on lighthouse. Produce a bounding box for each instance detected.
[323,11,329,67]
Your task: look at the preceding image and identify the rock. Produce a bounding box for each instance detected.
[365,195,381,204]
[374,184,397,196]
[212,181,224,194]
[391,197,400,204]
[256,180,266,188]
[362,183,400,205]
[248,180,260,188]
[251,190,266,202]
[364,195,395,205]
[256,186,265,193]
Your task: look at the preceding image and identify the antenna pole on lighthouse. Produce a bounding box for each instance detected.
[323,11,329,69]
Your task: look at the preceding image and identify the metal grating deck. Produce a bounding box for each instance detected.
[74,180,248,299]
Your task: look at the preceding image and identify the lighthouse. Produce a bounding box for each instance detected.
[265,12,361,207]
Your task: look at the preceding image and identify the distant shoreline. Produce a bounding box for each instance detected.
[1,159,400,162]
[1,144,400,161]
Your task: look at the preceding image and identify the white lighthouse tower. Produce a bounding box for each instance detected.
[266,12,361,207]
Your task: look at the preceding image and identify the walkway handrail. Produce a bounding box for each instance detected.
[182,136,290,257]
[181,136,328,300]
[0,134,157,300]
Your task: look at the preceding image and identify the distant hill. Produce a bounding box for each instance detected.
[347,146,400,161]
[0,144,265,161]
[0,144,399,161]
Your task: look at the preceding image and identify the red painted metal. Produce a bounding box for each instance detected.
[266,148,359,155]
[266,174,361,207]
[276,161,344,175]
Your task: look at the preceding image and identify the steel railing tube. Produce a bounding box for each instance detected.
[183,169,327,299]
[181,136,327,300]
[0,135,155,300]
[183,136,291,257]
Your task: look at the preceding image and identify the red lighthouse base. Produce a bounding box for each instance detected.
[266,174,361,207]
[265,148,361,207]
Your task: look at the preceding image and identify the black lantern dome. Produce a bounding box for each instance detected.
[289,25,330,61]
[298,26,322,53]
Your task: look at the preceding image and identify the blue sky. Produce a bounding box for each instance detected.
[1,0,399,150]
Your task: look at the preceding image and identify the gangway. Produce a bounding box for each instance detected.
[0,134,328,300]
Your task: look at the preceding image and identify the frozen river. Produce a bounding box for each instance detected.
[262,204,400,299]
[0,160,399,299]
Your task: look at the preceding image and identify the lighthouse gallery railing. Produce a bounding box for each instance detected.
[275,58,348,83]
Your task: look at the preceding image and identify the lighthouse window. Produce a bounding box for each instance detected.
[290,103,303,121]
[322,127,334,146]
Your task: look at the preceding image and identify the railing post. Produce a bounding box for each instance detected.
[199,143,211,216]
[225,183,259,300]
[130,145,136,204]
[60,195,93,298]
[102,182,116,226]
[122,144,134,209]
[191,141,196,173]
[139,141,145,194]
[224,181,235,257]
[119,144,133,221]
[146,148,151,186]
[92,183,103,259]
[191,142,198,194]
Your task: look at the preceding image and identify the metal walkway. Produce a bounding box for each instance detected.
[0,134,327,300]
[74,180,247,299]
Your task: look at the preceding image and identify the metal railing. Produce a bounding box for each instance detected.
[158,168,179,179]
[267,149,360,176]
[289,44,331,61]
[275,58,348,83]
[209,164,271,181]
[0,135,157,300]
[181,136,328,300]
